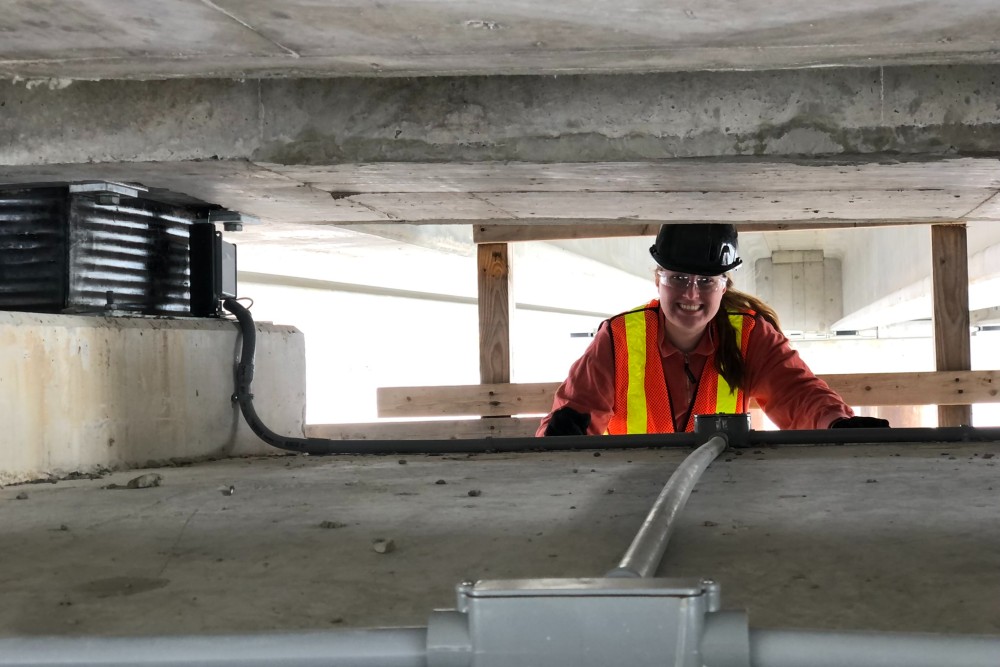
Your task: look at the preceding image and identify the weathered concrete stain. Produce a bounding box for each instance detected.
[1,312,305,484]
[5,65,1000,166]
[76,576,170,598]
[256,122,1000,165]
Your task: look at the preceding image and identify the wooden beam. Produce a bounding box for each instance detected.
[271,159,1000,194]
[377,371,1000,419]
[931,224,973,427]
[473,220,937,244]
[305,417,539,440]
[477,243,512,384]
[474,223,659,243]
[379,382,558,418]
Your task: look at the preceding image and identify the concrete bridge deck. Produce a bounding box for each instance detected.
[4,442,998,638]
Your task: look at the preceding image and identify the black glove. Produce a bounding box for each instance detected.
[543,407,591,436]
[829,416,890,429]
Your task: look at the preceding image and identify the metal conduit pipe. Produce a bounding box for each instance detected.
[0,628,429,667]
[222,299,1000,455]
[607,434,729,578]
[749,629,1000,667]
[4,615,1000,667]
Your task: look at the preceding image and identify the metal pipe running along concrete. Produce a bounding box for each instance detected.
[749,629,1000,667]
[0,628,430,666]
[607,434,729,578]
[3,623,1000,667]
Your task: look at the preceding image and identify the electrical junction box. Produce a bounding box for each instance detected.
[0,180,244,318]
[189,224,237,317]
[426,578,749,667]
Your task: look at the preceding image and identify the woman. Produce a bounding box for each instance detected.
[538,223,889,436]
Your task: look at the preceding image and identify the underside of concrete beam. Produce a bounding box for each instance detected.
[3,65,1000,167]
[2,1,1000,80]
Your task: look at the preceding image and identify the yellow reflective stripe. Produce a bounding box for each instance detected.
[715,314,744,413]
[623,310,649,434]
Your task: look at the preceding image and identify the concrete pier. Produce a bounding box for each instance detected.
[1,311,305,484]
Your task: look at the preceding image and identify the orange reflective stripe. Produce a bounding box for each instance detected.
[609,305,756,435]
[642,308,673,433]
[607,301,670,435]
[607,304,649,435]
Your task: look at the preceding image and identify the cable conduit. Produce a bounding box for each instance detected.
[222,299,1000,455]
[0,628,429,667]
[749,628,1000,667]
[607,434,729,578]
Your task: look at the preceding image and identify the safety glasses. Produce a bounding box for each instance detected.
[656,270,725,293]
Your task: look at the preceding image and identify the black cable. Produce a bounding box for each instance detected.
[746,425,1000,445]
[222,298,698,455]
[221,298,1000,455]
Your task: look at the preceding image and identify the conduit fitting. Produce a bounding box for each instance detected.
[695,412,750,448]
[426,577,749,667]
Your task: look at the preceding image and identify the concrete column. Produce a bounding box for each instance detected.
[754,251,842,333]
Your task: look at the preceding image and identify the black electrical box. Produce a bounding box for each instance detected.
[190,224,238,317]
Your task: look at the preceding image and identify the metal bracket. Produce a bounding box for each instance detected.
[196,210,261,232]
[694,413,751,448]
[68,180,148,206]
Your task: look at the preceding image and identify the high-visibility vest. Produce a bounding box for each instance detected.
[606,300,756,434]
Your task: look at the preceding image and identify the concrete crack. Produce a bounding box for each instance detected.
[257,80,264,147]
[468,192,517,219]
[199,0,300,58]
[157,507,201,577]
[325,191,399,219]
[961,189,1000,219]
[879,65,885,125]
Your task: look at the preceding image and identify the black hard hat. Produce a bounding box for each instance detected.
[649,224,742,276]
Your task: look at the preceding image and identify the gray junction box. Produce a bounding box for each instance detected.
[427,577,749,667]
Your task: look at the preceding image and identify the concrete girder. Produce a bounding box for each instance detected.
[832,224,1000,331]
[3,66,1000,166]
[3,65,1000,329]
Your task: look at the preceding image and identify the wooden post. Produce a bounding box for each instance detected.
[931,224,972,426]
[477,243,512,384]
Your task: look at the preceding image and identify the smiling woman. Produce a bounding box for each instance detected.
[537,223,891,436]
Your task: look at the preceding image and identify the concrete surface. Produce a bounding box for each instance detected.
[4,67,1000,167]
[4,2,1000,334]
[3,1,1000,79]
[0,311,306,484]
[2,443,998,638]
[4,64,1000,333]
[3,6,1000,653]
